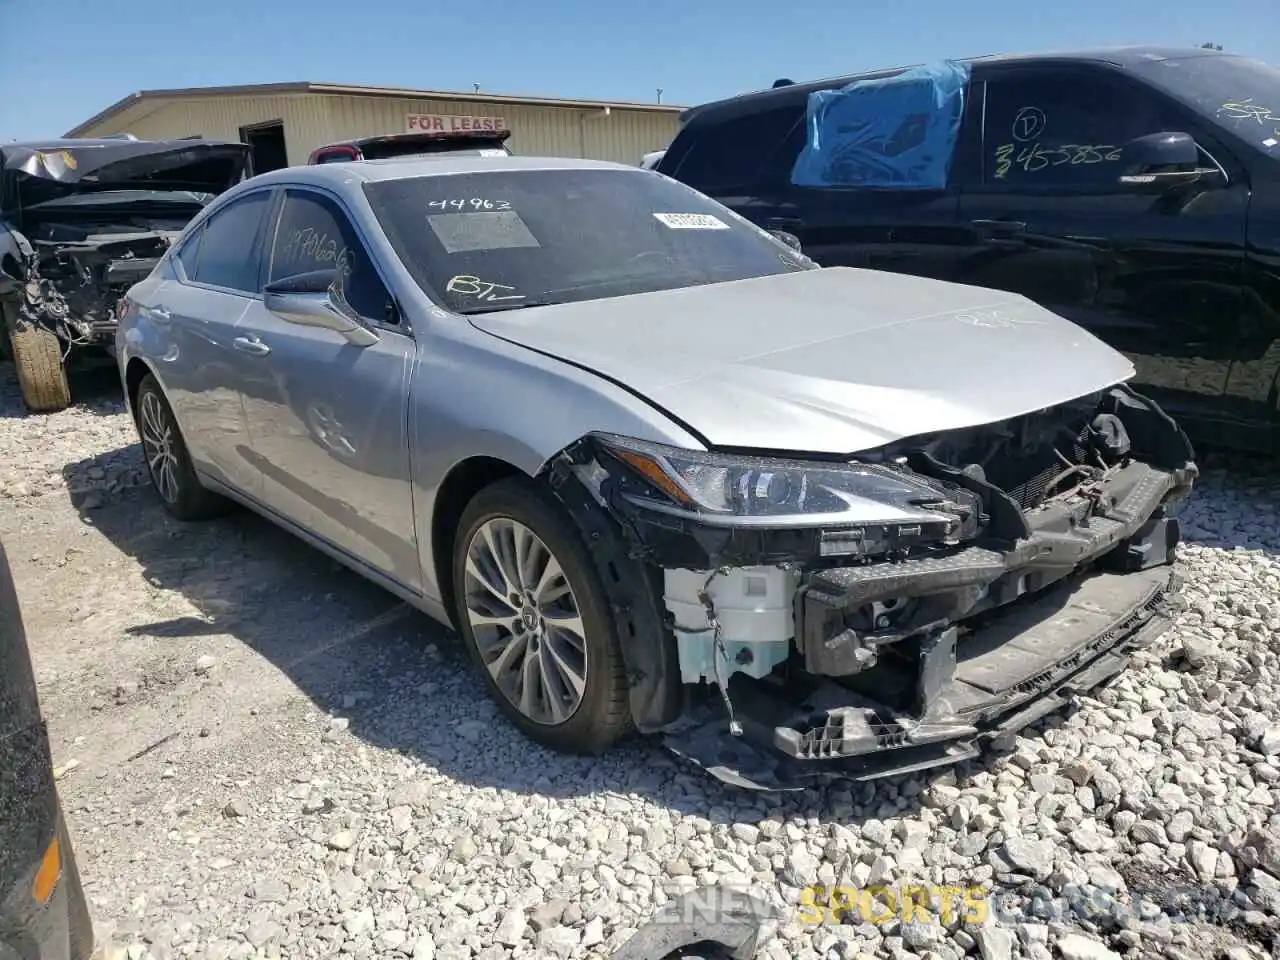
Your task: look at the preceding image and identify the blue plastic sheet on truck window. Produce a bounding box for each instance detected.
[790,60,971,190]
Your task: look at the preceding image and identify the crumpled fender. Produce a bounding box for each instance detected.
[608,886,778,960]
[0,222,33,299]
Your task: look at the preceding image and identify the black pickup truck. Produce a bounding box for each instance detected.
[658,47,1280,455]
[0,137,248,413]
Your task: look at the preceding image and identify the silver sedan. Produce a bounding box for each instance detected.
[117,155,1196,788]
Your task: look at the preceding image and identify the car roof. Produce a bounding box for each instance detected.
[678,45,1232,125]
[243,153,639,190]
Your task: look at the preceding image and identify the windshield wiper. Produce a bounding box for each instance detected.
[456,300,557,314]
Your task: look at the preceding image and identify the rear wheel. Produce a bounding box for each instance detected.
[5,308,71,413]
[135,375,228,521]
[452,477,631,755]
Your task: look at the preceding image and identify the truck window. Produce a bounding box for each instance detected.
[672,104,803,192]
[980,70,1178,187]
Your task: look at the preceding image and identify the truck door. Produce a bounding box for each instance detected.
[956,63,1249,444]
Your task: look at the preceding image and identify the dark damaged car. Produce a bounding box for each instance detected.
[115,156,1197,789]
[0,137,249,413]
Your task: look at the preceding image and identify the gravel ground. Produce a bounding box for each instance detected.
[4,360,1280,960]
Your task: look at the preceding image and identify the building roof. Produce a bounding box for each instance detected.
[65,81,685,137]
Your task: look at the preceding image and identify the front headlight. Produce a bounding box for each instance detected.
[593,433,975,535]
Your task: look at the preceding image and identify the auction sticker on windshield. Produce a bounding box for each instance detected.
[653,213,730,230]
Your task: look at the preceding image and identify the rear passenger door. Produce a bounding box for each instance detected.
[154,189,274,496]
[663,84,975,281]
[779,84,980,280]
[233,186,422,591]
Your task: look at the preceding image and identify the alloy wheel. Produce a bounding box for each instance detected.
[139,391,180,504]
[463,517,589,725]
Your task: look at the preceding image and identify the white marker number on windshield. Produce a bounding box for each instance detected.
[446,275,525,302]
[429,199,512,211]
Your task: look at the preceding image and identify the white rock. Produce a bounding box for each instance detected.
[1055,933,1121,960]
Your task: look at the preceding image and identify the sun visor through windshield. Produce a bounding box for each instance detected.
[790,60,970,190]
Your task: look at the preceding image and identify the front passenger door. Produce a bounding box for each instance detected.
[957,65,1248,439]
[236,187,422,592]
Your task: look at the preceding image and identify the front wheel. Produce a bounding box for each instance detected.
[452,477,631,755]
[6,313,71,413]
[134,374,228,521]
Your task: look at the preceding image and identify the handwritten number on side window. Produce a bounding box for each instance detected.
[282,227,352,279]
[445,275,525,302]
[428,199,512,211]
[992,142,1122,179]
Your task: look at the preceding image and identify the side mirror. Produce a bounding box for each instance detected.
[1118,132,1213,190]
[769,229,803,252]
[263,270,379,347]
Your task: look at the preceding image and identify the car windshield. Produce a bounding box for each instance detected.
[1131,53,1280,156]
[363,167,812,313]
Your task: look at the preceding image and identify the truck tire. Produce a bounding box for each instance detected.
[7,317,71,414]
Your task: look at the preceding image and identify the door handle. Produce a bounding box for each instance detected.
[971,218,1028,235]
[142,306,172,324]
[233,335,270,357]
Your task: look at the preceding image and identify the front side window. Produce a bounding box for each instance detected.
[191,191,270,292]
[267,190,394,323]
[364,168,813,314]
[981,71,1178,187]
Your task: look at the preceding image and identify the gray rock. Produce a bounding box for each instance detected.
[326,830,356,851]
[344,908,374,936]
[975,926,1015,960]
[494,908,526,946]
[194,655,217,675]
[528,900,568,932]
[1259,725,1280,756]
[1055,933,1121,960]
[784,846,820,887]
[1002,837,1055,880]
[386,779,434,808]
[535,926,580,960]
[250,878,288,903]
[449,835,477,862]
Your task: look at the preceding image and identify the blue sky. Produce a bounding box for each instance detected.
[0,0,1272,141]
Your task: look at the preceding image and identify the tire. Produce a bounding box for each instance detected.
[134,374,228,521]
[452,476,631,755]
[7,315,71,413]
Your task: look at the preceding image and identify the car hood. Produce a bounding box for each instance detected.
[1,139,250,211]
[466,266,1136,454]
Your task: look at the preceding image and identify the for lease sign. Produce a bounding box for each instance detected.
[406,114,507,133]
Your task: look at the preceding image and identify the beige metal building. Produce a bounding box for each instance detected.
[65,81,683,172]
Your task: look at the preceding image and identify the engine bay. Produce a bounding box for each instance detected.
[1,212,189,349]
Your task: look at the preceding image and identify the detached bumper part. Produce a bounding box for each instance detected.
[608,885,777,960]
[663,461,1186,790]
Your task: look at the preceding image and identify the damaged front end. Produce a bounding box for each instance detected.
[0,138,249,366]
[0,221,175,356]
[546,384,1196,789]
